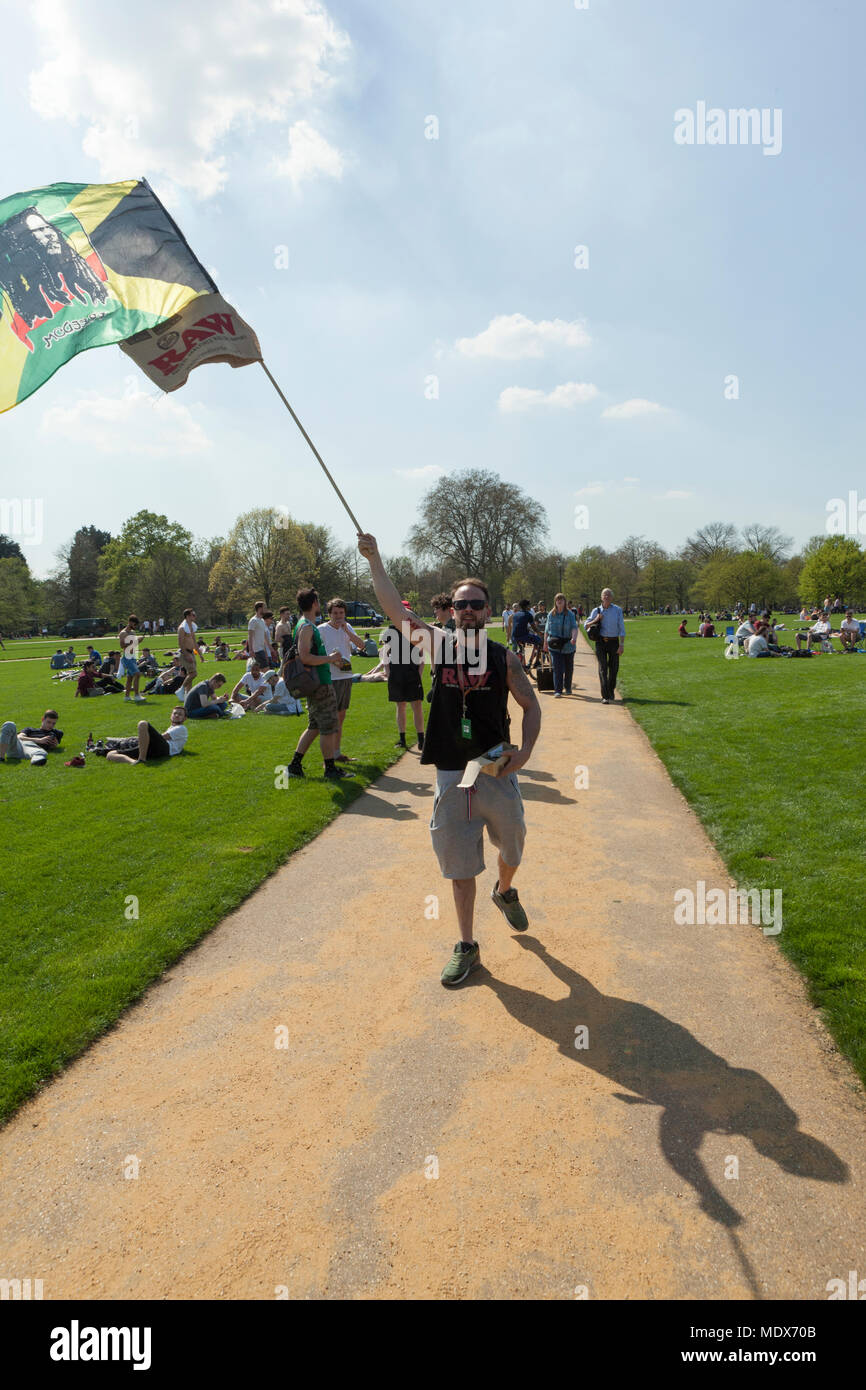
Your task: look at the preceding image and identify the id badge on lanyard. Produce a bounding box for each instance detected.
[457,663,472,740]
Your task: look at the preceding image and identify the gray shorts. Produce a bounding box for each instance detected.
[430,768,526,880]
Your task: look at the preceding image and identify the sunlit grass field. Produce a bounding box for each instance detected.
[617,614,866,1087]
[0,635,418,1122]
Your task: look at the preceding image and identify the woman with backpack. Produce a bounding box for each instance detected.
[543,593,579,697]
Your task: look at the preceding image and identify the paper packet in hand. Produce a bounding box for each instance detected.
[457,742,518,788]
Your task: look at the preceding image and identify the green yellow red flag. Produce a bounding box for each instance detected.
[0,178,258,414]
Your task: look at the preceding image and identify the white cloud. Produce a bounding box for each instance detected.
[658,489,693,500]
[601,398,671,420]
[27,0,350,198]
[273,120,344,188]
[622,476,640,485]
[499,381,599,413]
[457,313,591,360]
[574,482,606,497]
[41,384,210,455]
[395,465,444,479]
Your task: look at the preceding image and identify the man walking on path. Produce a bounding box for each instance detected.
[286,589,354,782]
[585,588,625,704]
[358,532,540,986]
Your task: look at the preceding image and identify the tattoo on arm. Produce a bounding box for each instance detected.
[505,650,537,706]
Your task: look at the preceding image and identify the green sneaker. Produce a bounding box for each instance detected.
[491,880,528,931]
[441,942,481,987]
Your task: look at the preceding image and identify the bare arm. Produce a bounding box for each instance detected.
[501,649,541,774]
[297,622,338,666]
[357,533,434,637]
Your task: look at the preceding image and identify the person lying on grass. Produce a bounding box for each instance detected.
[105,709,189,764]
[230,661,272,711]
[184,673,228,719]
[0,709,63,764]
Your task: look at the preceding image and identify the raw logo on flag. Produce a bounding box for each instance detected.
[121,292,261,392]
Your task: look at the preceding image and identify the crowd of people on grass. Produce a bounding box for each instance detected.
[3,580,629,774]
[676,599,865,657]
[7,568,861,778]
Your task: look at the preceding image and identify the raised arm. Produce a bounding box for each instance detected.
[357,533,434,636]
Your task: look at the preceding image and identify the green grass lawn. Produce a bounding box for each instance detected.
[617,615,866,1086]
[0,644,418,1122]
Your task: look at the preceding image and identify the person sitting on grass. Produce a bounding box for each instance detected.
[0,709,63,765]
[252,669,302,715]
[86,643,102,668]
[838,609,861,651]
[184,673,228,718]
[105,708,189,764]
[735,616,755,647]
[678,618,693,637]
[75,659,121,696]
[144,661,186,695]
[213,637,230,660]
[231,639,251,661]
[64,644,76,665]
[796,614,832,651]
[50,648,70,669]
[746,622,770,656]
[137,647,159,677]
[231,661,272,711]
[698,616,716,637]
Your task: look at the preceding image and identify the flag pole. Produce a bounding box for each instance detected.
[259,361,363,532]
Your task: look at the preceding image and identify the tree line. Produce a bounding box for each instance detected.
[1,469,864,633]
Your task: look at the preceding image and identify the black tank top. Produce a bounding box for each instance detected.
[420,636,511,770]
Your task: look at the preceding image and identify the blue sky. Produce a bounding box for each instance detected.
[2,0,864,577]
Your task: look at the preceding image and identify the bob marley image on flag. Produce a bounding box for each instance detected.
[0,205,113,345]
[0,179,259,414]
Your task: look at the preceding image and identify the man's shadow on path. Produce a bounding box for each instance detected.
[477,937,848,1296]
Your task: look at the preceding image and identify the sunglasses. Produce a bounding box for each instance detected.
[453,599,486,611]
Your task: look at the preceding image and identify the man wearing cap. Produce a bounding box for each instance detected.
[358,532,541,987]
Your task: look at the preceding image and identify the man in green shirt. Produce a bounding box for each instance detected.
[286,587,354,781]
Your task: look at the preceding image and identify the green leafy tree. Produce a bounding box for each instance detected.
[209,508,313,612]
[0,556,34,631]
[0,534,25,561]
[98,511,193,616]
[55,525,112,618]
[798,536,866,607]
[564,547,613,609]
